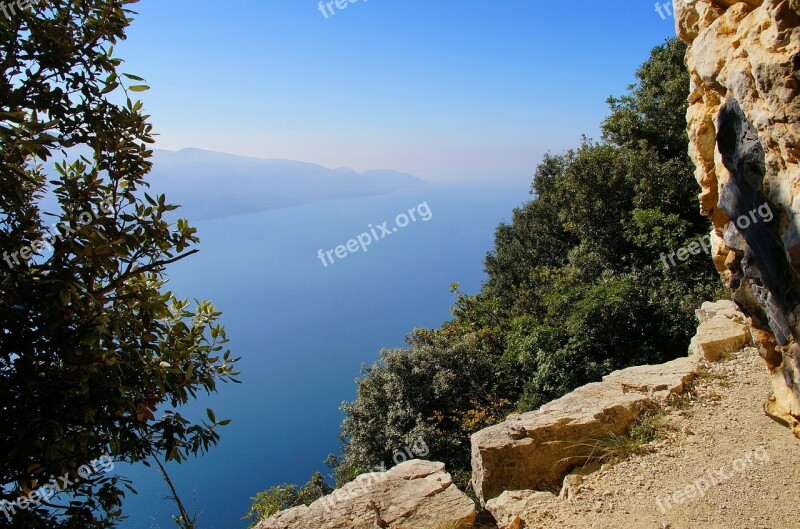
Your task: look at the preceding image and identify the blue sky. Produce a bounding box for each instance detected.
[117,0,678,183]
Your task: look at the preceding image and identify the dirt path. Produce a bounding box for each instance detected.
[522,347,800,529]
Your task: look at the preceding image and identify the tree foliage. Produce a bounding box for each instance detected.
[243,472,332,528]
[0,1,238,527]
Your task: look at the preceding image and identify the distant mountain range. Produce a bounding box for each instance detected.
[146,148,425,220]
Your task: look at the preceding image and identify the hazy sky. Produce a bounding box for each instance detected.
[117,1,677,183]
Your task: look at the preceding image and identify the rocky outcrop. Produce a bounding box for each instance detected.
[470,353,700,506]
[485,490,559,529]
[676,0,800,434]
[470,380,652,506]
[255,460,475,529]
[690,299,751,360]
[470,301,747,507]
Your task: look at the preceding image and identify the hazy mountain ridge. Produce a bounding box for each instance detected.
[148,148,425,220]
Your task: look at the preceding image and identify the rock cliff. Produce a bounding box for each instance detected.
[676,0,800,435]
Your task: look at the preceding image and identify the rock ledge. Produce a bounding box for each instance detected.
[470,300,747,506]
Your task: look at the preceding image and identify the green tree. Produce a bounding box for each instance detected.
[243,472,332,528]
[335,327,510,489]
[244,485,300,528]
[603,38,694,162]
[0,1,239,527]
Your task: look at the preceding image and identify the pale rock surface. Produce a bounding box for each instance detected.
[255,460,475,529]
[689,318,749,361]
[601,357,699,398]
[695,299,747,324]
[689,300,750,361]
[485,490,559,529]
[470,355,698,505]
[558,473,584,501]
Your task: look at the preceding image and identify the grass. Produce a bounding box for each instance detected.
[580,404,668,465]
[664,377,699,415]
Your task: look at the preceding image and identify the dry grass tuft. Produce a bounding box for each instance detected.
[576,405,668,465]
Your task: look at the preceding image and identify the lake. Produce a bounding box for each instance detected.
[118,182,528,528]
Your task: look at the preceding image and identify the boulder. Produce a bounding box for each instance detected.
[695,299,747,324]
[470,357,696,505]
[689,301,750,361]
[602,356,699,398]
[485,490,558,529]
[255,460,475,529]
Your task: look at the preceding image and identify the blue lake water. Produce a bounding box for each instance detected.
[118,183,528,528]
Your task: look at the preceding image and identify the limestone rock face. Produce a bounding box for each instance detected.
[255,460,475,529]
[677,0,800,434]
[470,356,697,505]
